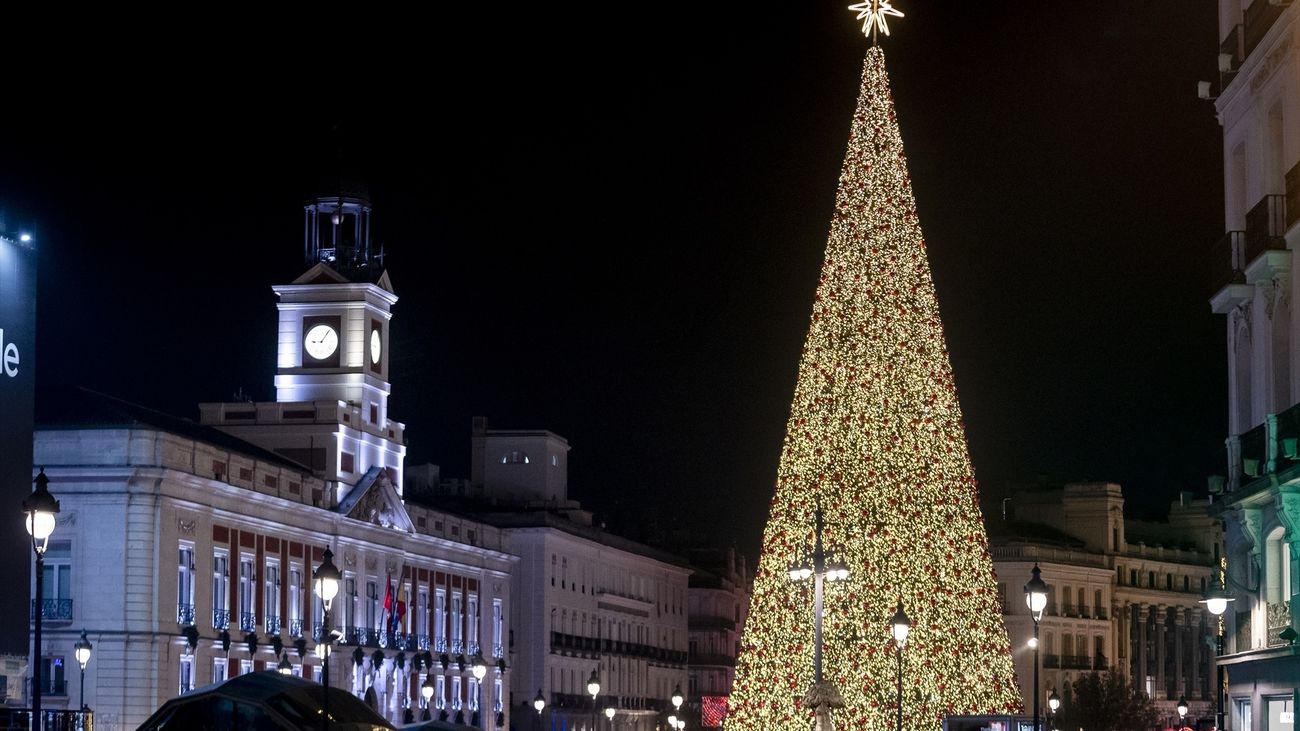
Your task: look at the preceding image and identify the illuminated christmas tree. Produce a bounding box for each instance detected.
[727,33,1020,731]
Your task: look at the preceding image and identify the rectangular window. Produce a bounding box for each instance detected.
[265,560,281,634]
[469,677,480,711]
[343,575,357,632]
[418,589,429,640]
[452,676,462,709]
[367,580,379,631]
[179,655,194,694]
[1129,569,1137,587]
[435,589,447,651]
[178,544,195,624]
[239,659,252,677]
[42,541,72,621]
[213,551,230,629]
[435,675,446,709]
[239,557,256,631]
[492,599,503,657]
[468,594,480,651]
[213,658,228,684]
[452,593,463,651]
[494,675,503,712]
[40,657,66,696]
[288,565,303,636]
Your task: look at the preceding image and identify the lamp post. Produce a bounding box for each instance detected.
[1177,695,1188,728]
[890,601,911,731]
[313,547,341,731]
[1047,689,1059,731]
[604,705,615,729]
[278,654,293,675]
[533,689,545,731]
[1024,564,1048,731]
[587,667,600,731]
[73,629,92,711]
[1199,574,1233,731]
[788,507,849,730]
[24,468,60,730]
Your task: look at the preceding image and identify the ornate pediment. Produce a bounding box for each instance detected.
[338,467,414,533]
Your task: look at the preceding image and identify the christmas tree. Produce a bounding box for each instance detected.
[726,44,1020,730]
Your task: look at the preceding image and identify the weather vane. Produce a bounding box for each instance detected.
[848,0,903,43]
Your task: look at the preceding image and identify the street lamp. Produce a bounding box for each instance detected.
[278,654,293,675]
[1200,575,1233,731]
[422,676,435,720]
[1177,695,1188,726]
[73,629,92,711]
[1024,564,1048,731]
[890,601,910,731]
[1047,689,1060,731]
[604,705,615,729]
[587,667,600,731]
[668,714,678,729]
[671,683,683,712]
[24,468,60,728]
[788,507,849,728]
[313,547,341,731]
[471,651,488,681]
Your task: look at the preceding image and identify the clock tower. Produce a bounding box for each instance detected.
[200,183,407,500]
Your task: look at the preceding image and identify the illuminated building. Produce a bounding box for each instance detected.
[1207,2,1300,728]
[989,483,1220,725]
[28,188,516,729]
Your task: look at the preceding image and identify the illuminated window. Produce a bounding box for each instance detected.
[501,451,529,464]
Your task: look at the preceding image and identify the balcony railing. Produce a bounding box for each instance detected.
[1244,0,1286,58]
[1060,654,1093,670]
[177,603,195,625]
[1287,160,1300,230]
[1245,194,1287,264]
[450,639,464,654]
[213,608,231,630]
[1210,231,1247,293]
[492,643,503,658]
[1220,24,1243,85]
[549,631,689,665]
[289,619,304,638]
[239,612,257,633]
[434,637,447,653]
[265,615,281,635]
[30,598,73,622]
[689,651,737,667]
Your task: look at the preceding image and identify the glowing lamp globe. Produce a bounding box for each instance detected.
[422,677,435,702]
[471,652,488,681]
[314,547,342,607]
[671,684,684,710]
[890,601,911,645]
[605,707,616,720]
[533,689,545,714]
[1024,564,1048,619]
[1047,689,1060,712]
[587,669,600,698]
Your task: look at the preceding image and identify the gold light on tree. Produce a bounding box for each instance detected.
[726,42,1020,731]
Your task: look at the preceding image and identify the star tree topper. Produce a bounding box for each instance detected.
[848,0,903,42]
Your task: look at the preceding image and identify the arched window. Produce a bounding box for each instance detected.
[501,451,529,464]
[1265,527,1292,604]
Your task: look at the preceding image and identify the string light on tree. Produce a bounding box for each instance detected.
[847,0,904,41]
[726,26,1018,731]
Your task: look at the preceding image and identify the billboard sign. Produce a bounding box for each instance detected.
[0,231,36,655]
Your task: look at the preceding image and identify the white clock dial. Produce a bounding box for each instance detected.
[370,329,382,365]
[304,324,339,360]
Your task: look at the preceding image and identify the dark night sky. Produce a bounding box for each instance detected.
[0,4,1225,562]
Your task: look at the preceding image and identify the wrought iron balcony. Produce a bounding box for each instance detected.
[312,623,327,642]
[492,643,503,658]
[177,603,195,625]
[1267,600,1292,648]
[265,615,281,635]
[239,612,257,633]
[30,598,73,622]
[1245,194,1287,265]
[450,639,464,654]
[468,641,480,655]
[434,637,447,653]
[213,608,231,630]
[1244,0,1286,58]
[289,619,304,638]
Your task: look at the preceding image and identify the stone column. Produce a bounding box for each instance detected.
[1137,604,1149,692]
[1189,608,1202,700]
[1173,607,1185,698]
[1155,605,1168,700]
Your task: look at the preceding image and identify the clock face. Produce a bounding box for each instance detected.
[304,324,339,361]
[370,329,382,365]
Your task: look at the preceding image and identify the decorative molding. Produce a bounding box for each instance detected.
[386,560,398,575]
[366,556,378,571]
[178,519,197,535]
[1250,34,1292,94]
[344,552,357,569]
